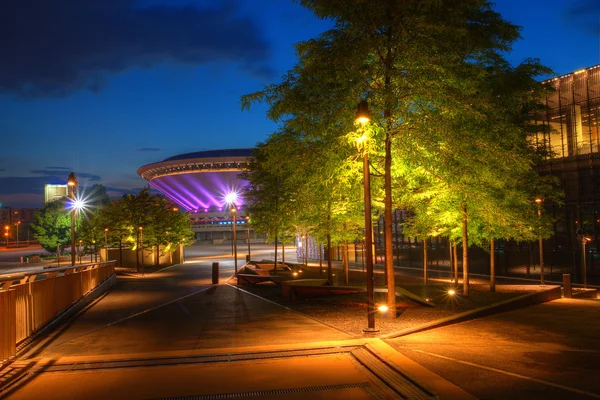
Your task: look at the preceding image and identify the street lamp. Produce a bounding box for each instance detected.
[78,239,83,264]
[356,100,378,333]
[15,221,20,247]
[577,230,592,288]
[4,226,8,247]
[231,206,238,274]
[246,215,251,261]
[68,172,78,266]
[535,198,544,285]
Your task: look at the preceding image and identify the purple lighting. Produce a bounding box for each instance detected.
[150,171,247,212]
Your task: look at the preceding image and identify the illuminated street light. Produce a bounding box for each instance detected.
[356,100,377,333]
[448,289,456,312]
[68,172,78,266]
[231,206,238,274]
[15,221,20,247]
[534,198,544,285]
[78,239,83,264]
[577,230,592,288]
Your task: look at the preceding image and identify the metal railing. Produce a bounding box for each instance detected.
[0,261,116,363]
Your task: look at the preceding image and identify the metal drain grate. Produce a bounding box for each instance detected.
[156,382,383,400]
[32,346,355,373]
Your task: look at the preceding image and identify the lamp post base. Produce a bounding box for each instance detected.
[362,327,380,334]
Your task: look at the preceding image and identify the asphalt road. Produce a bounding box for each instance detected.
[388,297,600,399]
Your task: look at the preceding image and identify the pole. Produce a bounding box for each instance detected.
[538,208,544,285]
[68,172,77,266]
[232,209,238,274]
[16,222,19,247]
[362,148,377,332]
[582,239,587,288]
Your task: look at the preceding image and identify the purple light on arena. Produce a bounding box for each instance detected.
[149,171,247,212]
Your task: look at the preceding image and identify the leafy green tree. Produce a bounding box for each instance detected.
[96,189,194,269]
[30,199,72,254]
[243,0,558,303]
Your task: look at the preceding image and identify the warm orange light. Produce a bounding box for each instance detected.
[139,226,143,231]
[104,228,108,232]
[448,289,456,296]
[534,198,543,204]
[231,207,236,213]
[378,305,389,313]
[355,100,370,124]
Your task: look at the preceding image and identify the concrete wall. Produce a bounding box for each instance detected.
[100,245,184,268]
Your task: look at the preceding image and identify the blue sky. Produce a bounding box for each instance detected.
[1,0,599,208]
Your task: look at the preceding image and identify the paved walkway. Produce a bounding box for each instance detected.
[1,260,473,400]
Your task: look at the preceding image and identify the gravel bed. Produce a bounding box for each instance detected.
[237,272,531,338]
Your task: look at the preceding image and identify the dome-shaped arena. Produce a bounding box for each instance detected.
[137,148,253,212]
[138,149,254,241]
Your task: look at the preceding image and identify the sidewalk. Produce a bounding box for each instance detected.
[1,264,475,399]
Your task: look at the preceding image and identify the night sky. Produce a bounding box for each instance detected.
[1,0,599,208]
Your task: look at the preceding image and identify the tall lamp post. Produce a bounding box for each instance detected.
[15,221,20,247]
[535,198,544,285]
[4,226,9,247]
[104,228,108,261]
[68,173,78,266]
[356,100,378,333]
[246,215,251,261]
[577,230,592,288]
[231,207,238,274]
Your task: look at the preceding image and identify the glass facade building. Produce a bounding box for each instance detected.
[531,65,600,263]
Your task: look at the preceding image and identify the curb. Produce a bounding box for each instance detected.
[382,286,562,339]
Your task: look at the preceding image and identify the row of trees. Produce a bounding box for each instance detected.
[31,187,194,266]
[241,0,561,313]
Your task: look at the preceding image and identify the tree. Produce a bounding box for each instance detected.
[243,0,556,306]
[96,189,194,269]
[30,199,72,254]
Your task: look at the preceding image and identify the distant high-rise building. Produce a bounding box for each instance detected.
[44,184,68,204]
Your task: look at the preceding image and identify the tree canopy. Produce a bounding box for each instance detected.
[242,0,559,299]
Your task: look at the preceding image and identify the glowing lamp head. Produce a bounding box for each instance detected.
[377,305,389,313]
[534,198,543,204]
[67,172,77,186]
[355,100,370,124]
[73,199,85,210]
[448,289,456,296]
[224,192,238,205]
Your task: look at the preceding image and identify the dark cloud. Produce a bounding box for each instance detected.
[138,148,162,152]
[566,1,600,35]
[0,176,67,195]
[0,0,273,97]
[31,169,101,182]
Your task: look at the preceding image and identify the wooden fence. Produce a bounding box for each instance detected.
[0,261,116,363]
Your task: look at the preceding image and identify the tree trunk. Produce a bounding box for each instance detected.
[343,241,349,285]
[327,233,333,284]
[453,244,459,285]
[319,244,323,276]
[274,232,278,274]
[461,203,469,296]
[448,241,453,281]
[490,238,496,292]
[383,126,396,318]
[119,237,123,268]
[282,239,285,264]
[423,237,428,285]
